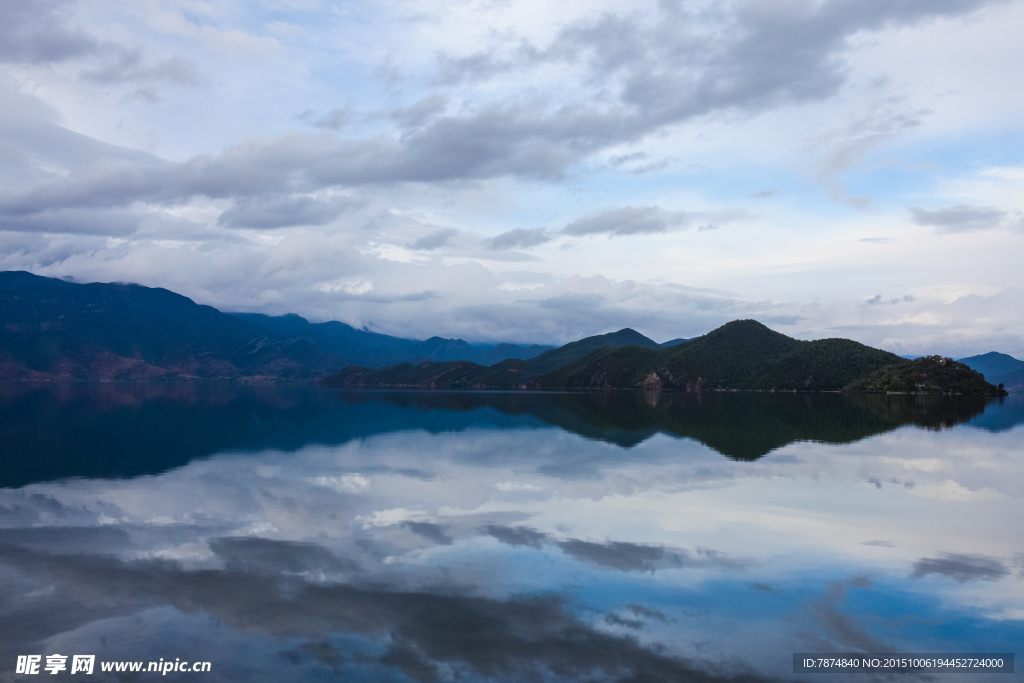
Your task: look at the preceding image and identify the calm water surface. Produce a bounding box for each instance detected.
[1,384,1022,682]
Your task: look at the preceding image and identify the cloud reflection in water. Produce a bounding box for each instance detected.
[0,386,1022,681]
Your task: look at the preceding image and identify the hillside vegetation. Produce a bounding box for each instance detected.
[324,320,1007,396]
[847,356,1006,396]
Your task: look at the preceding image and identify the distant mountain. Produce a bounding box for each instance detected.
[325,328,662,388]
[958,352,1024,393]
[0,271,332,381]
[0,272,552,381]
[231,312,553,367]
[323,320,1006,396]
[528,328,661,373]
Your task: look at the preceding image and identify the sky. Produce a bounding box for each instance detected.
[0,0,1022,355]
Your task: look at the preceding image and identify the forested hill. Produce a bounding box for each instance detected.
[0,271,331,380]
[544,319,905,391]
[323,320,1007,396]
[0,271,549,381]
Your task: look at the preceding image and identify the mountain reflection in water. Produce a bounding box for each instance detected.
[1,384,1022,682]
[0,383,1009,487]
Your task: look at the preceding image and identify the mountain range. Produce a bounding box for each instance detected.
[0,271,550,381]
[0,270,1014,395]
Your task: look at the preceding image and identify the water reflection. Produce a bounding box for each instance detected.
[0,383,1009,488]
[0,385,1021,682]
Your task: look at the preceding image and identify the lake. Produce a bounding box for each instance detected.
[1,383,1021,681]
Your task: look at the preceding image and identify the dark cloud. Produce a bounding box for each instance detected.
[389,95,449,129]
[911,553,1009,583]
[303,106,353,131]
[484,526,746,573]
[483,525,547,549]
[217,195,354,229]
[487,227,553,250]
[809,579,892,653]
[563,206,687,237]
[909,204,1007,233]
[866,294,914,306]
[558,538,670,572]
[536,293,609,311]
[401,522,453,546]
[79,50,203,90]
[208,536,359,576]
[0,208,144,236]
[0,0,96,64]
[626,604,669,622]
[0,525,131,555]
[0,2,201,101]
[604,613,644,629]
[609,151,648,167]
[487,206,710,250]
[409,228,458,250]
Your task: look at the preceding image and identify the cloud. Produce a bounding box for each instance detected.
[0,208,145,236]
[0,545,771,683]
[217,195,356,229]
[433,0,1003,161]
[1,1,1007,220]
[79,50,203,89]
[562,206,687,237]
[303,106,352,131]
[389,95,449,129]
[866,294,914,306]
[0,2,202,100]
[483,525,547,548]
[809,579,892,653]
[0,0,97,64]
[209,536,359,575]
[557,538,673,572]
[910,553,1009,582]
[401,521,453,545]
[409,228,458,251]
[483,525,746,573]
[487,227,553,250]
[487,205,733,250]
[910,204,1008,233]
